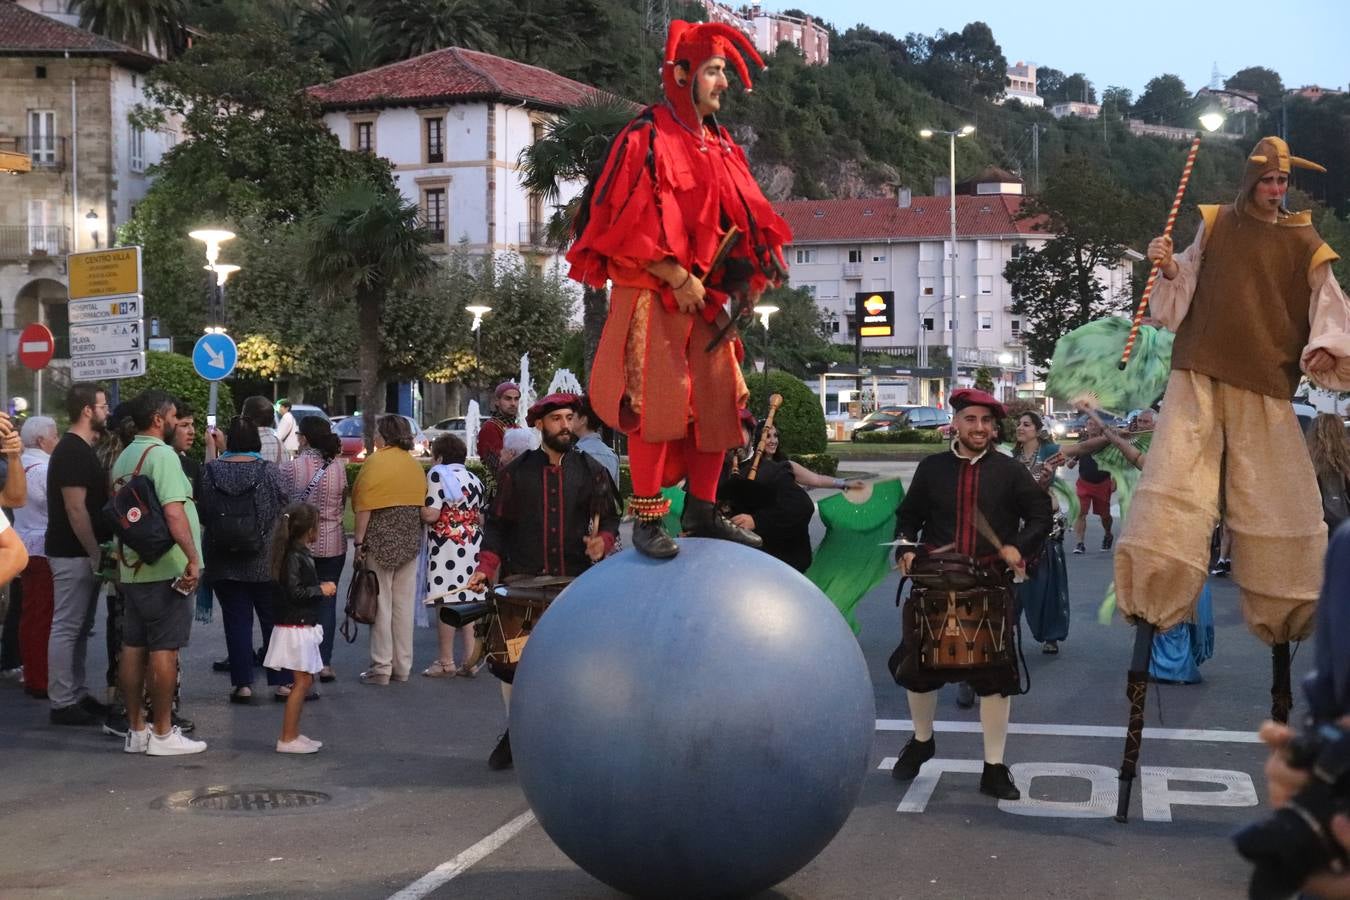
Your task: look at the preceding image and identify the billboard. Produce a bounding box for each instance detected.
[855,291,894,338]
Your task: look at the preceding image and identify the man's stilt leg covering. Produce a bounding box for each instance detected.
[1271,642,1293,724]
[1116,622,1156,824]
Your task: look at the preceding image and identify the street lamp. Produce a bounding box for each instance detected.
[188,228,236,266]
[85,208,100,249]
[189,228,240,426]
[465,303,492,374]
[920,124,975,395]
[753,304,779,388]
[1199,109,1227,134]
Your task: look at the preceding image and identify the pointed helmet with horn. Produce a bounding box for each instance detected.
[662,20,765,130]
[1237,135,1327,218]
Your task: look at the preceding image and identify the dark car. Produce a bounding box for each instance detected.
[895,406,951,430]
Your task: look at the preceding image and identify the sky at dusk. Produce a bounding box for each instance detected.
[786,0,1349,98]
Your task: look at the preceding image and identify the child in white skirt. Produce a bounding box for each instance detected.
[266,502,337,754]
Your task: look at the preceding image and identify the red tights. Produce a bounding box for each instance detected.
[628,428,723,502]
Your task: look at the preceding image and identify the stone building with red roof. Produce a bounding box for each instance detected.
[309,47,618,273]
[1,0,178,386]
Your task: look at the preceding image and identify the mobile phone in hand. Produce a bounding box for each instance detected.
[171,575,193,595]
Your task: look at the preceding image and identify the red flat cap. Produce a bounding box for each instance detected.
[949,388,1006,420]
[526,392,580,426]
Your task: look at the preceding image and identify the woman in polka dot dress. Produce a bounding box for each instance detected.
[421,434,485,678]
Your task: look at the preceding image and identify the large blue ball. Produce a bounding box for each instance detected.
[511,538,875,899]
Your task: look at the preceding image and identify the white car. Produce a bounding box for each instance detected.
[423,417,468,447]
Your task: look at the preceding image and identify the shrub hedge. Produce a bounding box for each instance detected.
[853,428,947,444]
[746,370,827,455]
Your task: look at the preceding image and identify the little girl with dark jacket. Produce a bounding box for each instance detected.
[264,502,337,753]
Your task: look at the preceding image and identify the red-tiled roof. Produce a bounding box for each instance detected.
[0,2,159,68]
[308,47,614,111]
[775,194,1045,243]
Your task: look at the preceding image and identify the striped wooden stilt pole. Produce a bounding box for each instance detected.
[1118,133,1204,370]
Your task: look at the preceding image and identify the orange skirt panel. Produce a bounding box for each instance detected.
[589,285,747,452]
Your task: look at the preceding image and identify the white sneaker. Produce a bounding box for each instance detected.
[276,737,319,754]
[124,728,150,754]
[146,726,207,756]
[300,735,323,750]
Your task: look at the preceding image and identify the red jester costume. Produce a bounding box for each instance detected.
[566,20,792,559]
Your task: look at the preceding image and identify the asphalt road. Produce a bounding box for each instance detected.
[0,467,1311,899]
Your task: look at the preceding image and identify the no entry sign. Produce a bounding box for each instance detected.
[18,323,55,371]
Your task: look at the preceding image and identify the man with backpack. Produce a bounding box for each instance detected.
[109,390,206,756]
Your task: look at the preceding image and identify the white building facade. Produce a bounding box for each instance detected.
[775,183,1137,402]
[1001,61,1043,107]
[311,48,601,276]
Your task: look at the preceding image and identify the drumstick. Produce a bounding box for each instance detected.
[973,511,1027,583]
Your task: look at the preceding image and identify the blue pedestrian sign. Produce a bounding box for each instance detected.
[192,332,238,382]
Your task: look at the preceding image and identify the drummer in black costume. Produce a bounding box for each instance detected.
[889,389,1052,800]
[466,392,621,770]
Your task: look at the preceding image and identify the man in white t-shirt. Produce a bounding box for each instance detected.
[275,400,299,461]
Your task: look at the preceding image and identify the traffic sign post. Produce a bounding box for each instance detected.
[18,323,54,371]
[193,332,238,425]
[66,246,145,390]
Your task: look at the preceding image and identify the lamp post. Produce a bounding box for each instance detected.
[920,124,974,396]
[85,208,100,249]
[753,304,779,389]
[466,303,492,367]
[189,228,238,426]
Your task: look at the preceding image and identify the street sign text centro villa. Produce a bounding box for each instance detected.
[68,247,142,300]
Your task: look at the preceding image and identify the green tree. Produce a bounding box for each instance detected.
[1060,73,1096,105]
[1101,85,1133,116]
[374,0,493,59]
[71,0,187,56]
[1036,66,1066,102]
[1225,66,1284,104]
[742,286,834,378]
[301,0,388,75]
[1004,156,1152,367]
[121,351,234,458]
[517,95,635,379]
[301,180,436,448]
[925,21,1007,101]
[1135,74,1193,126]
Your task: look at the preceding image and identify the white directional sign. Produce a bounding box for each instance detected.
[69,321,143,356]
[68,296,143,325]
[70,352,146,380]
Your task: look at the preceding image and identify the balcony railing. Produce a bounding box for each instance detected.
[518,221,556,249]
[0,225,70,259]
[841,261,863,279]
[0,135,68,171]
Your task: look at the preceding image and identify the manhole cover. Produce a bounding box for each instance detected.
[154,786,341,816]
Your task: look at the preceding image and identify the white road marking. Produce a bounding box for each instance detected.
[874,719,1260,743]
[389,810,536,900]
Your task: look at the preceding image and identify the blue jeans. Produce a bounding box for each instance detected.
[313,555,345,667]
[215,579,290,688]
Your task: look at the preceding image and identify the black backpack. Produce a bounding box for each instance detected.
[104,445,175,565]
[202,462,266,558]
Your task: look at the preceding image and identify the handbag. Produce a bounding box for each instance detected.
[339,564,380,642]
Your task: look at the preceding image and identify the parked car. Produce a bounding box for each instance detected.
[423,416,468,445]
[850,406,950,440]
[288,404,329,426]
[334,414,429,460]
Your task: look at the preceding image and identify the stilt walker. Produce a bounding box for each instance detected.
[565,20,792,559]
[1111,136,1350,821]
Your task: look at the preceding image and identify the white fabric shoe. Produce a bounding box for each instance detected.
[300,735,323,750]
[146,726,207,756]
[277,737,320,754]
[124,728,150,754]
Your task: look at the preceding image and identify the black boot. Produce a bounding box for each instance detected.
[633,519,679,559]
[681,498,763,549]
[890,736,935,781]
[488,730,513,770]
[980,762,1020,800]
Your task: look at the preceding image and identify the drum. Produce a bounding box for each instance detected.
[481,575,573,683]
[908,553,1014,671]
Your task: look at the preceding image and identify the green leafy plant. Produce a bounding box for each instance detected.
[119,350,235,458]
[746,371,827,455]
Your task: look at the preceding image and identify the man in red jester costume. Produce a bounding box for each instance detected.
[566,20,792,558]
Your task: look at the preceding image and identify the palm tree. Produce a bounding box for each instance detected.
[374,0,492,60]
[70,0,187,57]
[302,0,388,76]
[517,95,636,379]
[301,180,435,448]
